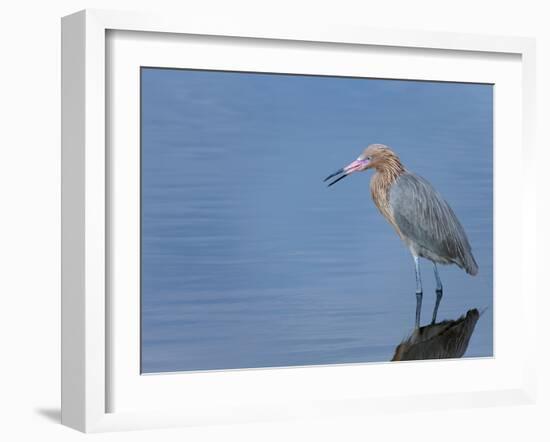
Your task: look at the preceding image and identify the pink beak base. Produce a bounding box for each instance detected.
[324,159,367,187]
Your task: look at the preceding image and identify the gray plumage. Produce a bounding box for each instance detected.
[389,173,478,276]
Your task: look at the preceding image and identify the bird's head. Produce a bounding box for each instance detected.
[324,144,402,186]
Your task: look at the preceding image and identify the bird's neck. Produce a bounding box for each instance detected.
[374,155,406,179]
[370,158,405,226]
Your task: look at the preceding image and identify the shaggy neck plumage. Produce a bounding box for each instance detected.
[369,152,406,231]
[373,153,406,185]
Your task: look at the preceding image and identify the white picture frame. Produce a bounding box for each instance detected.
[61,9,537,433]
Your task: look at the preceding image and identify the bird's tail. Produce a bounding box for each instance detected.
[463,251,478,276]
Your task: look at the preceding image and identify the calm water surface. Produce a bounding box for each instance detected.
[140,68,493,373]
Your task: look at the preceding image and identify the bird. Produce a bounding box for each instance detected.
[324,144,478,329]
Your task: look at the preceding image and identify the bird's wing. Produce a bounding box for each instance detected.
[389,173,478,275]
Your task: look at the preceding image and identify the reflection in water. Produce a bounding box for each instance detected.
[140,68,493,373]
[392,309,481,361]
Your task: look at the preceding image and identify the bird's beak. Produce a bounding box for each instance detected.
[324,159,367,187]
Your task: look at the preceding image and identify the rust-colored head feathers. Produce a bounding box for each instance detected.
[323,143,405,187]
[358,144,406,176]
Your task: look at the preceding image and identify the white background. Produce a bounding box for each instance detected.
[0,1,548,441]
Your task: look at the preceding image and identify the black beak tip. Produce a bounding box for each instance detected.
[323,168,344,183]
[326,174,348,187]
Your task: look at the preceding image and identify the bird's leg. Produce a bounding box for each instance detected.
[414,256,422,329]
[431,263,443,324]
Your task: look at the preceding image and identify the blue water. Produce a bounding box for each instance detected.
[140,68,493,373]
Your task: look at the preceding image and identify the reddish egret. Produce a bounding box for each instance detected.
[325,144,478,328]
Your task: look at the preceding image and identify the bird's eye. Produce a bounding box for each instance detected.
[366,156,371,161]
